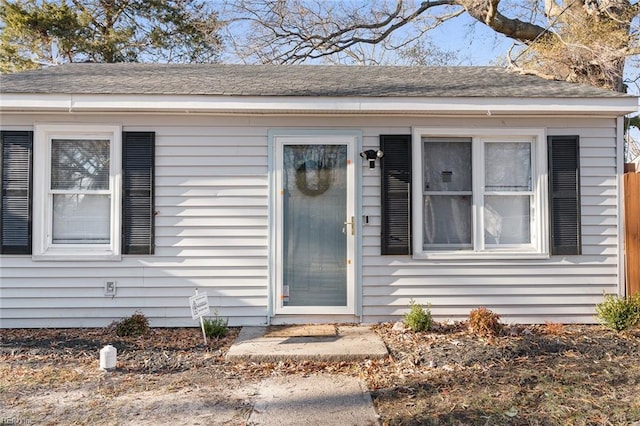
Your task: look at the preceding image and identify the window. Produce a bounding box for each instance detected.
[1,127,155,258]
[51,138,111,244]
[483,142,532,246]
[33,124,122,259]
[412,128,548,258]
[422,138,472,248]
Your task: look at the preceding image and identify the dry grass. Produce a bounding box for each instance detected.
[0,364,86,389]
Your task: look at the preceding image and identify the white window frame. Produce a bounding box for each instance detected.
[33,123,122,260]
[411,127,549,260]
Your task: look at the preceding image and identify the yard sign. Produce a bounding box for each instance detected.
[189,289,210,344]
[190,292,210,319]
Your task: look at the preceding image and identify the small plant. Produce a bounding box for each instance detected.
[202,311,229,338]
[403,299,433,332]
[595,294,640,332]
[543,321,565,335]
[112,311,150,337]
[468,307,502,337]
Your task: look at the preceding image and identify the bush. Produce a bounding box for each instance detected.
[596,294,640,332]
[468,307,502,337]
[202,312,229,338]
[112,311,150,337]
[403,299,433,332]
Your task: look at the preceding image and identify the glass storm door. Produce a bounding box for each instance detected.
[274,136,356,315]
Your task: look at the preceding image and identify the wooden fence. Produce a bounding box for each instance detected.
[625,163,640,297]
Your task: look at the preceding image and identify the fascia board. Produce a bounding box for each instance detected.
[0,93,637,115]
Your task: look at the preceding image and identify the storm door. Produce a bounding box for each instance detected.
[274,135,356,315]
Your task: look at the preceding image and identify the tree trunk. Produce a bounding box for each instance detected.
[458,0,546,42]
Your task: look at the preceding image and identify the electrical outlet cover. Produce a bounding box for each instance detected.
[104,280,116,296]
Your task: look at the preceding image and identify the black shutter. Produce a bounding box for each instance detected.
[122,132,155,255]
[548,135,581,255]
[380,135,412,255]
[0,131,33,254]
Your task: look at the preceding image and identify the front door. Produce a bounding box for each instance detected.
[273,135,356,315]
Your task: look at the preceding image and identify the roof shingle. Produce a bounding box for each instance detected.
[0,63,630,98]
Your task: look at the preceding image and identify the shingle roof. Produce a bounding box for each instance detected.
[0,63,630,98]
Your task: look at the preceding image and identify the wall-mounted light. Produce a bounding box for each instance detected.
[360,149,384,169]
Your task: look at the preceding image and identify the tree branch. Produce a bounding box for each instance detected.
[458,0,547,42]
[300,2,458,61]
[229,0,463,63]
[71,0,103,31]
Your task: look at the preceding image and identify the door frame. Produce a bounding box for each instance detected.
[268,129,362,318]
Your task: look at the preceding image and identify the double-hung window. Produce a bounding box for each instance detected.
[1,126,154,257]
[33,124,122,259]
[412,128,547,258]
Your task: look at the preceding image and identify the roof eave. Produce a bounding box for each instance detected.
[0,93,637,116]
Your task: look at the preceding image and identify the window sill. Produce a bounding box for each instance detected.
[412,251,550,261]
[32,249,121,262]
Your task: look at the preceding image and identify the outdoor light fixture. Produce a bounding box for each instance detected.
[360,149,384,169]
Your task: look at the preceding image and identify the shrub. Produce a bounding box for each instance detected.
[468,307,502,337]
[112,311,150,337]
[403,299,433,332]
[595,294,640,332]
[202,312,229,338]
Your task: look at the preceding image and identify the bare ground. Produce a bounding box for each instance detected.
[1,323,639,425]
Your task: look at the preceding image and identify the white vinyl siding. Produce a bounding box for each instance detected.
[1,117,270,327]
[361,117,621,324]
[0,115,623,326]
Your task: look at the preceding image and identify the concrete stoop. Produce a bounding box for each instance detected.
[225,325,389,362]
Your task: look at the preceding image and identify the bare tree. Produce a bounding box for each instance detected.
[221,0,463,66]
[221,0,640,92]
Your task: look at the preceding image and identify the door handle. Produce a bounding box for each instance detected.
[344,216,355,236]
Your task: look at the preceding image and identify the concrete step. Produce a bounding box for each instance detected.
[225,325,388,362]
